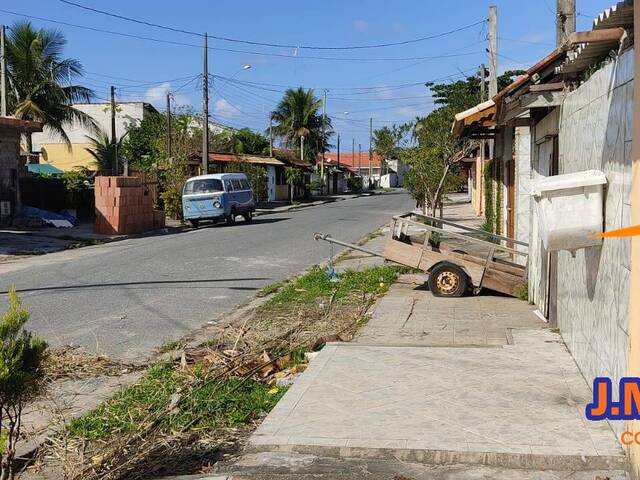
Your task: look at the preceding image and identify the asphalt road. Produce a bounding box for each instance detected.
[0,192,414,362]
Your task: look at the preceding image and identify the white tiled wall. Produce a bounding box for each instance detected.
[556,48,633,435]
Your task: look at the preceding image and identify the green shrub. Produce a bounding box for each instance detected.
[0,289,47,480]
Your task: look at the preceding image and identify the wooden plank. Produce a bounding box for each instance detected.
[568,27,625,45]
[383,239,422,269]
[482,267,527,296]
[528,82,565,92]
[506,117,533,128]
[519,91,565,109]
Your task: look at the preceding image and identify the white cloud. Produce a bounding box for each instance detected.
[353,19,368,32]
[214,99,239,118]
[144,82,191,108]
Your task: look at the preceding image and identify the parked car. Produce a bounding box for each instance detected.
[182,173,255,228]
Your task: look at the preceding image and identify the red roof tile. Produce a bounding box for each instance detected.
[323,152,382,168]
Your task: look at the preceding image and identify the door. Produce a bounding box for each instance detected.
[547,136,559,326]
[506,158,516,247]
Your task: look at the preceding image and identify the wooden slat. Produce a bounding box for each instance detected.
[519,91,565,109]
[568,27,625,45]
[528,82,565,92]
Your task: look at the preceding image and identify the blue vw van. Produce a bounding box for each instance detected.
[182,173,255,228]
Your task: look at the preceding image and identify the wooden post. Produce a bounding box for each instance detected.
[556,0,576,47]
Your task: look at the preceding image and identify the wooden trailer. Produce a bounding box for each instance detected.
[315,212,528,298]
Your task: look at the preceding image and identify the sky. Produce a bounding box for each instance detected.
[2,0,612,150]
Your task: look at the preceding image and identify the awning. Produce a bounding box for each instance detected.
[27,164,64,175]
[207,152,285,166]
[452,100,496,137]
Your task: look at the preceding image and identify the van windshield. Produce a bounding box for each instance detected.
[184,179,223,194]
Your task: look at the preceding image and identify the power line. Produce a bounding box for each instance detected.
[0,9,485,63]
[58,0,485,51]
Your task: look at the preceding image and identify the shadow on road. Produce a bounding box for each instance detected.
[1,277,270,295]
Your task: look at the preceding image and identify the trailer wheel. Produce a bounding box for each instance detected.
[428,263,468,297]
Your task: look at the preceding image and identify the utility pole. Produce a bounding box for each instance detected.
[480,63,486,102]
[337,134,340,167]
[556,0,576,47]
[166,92,172,163]
[321,90,327,194]
[202,32,209,175]
[0,25,6,117]
[110,86,117,175]
[300,135,304,162]
[368,117,373,189]
[269,116,273,157]
[488,6,498,99]
[358,143,362,178]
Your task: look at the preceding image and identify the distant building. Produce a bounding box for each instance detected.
[31,102,159,171]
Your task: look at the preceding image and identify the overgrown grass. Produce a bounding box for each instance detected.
[157,339,186,353]
[262,265,405,310]
[256,280,287,298]
[68,362,285,441]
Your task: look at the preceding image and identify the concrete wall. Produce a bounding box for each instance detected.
[514,127,531,263]
[555,48,633,438]
[0,125,24,215]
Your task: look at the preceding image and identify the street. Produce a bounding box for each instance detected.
[0,192,413,362]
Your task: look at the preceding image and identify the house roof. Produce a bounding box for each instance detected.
[323,152,382,168]
[555,0,632,75]
[0,116,44,132]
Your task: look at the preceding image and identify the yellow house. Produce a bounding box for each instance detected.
[31,102,158,171]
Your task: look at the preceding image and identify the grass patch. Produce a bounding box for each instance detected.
[262,265,403,310]
[157,339,186,353]
[68,362,285,441]
[256,280,286,298]
[514,283,529,302]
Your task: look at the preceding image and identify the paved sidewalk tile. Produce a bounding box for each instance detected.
[250,331,624,468]
[354,278,543,347]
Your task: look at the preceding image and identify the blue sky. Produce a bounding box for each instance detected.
[3,0,610,150]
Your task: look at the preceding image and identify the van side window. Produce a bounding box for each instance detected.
[240,179,251,190]
[224,179,234,191]
[232,179,242,190]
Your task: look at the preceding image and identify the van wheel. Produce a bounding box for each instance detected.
[189,220,199,228]
[244,211,253,223]
[226,211,236,225]
[428,263,468,297]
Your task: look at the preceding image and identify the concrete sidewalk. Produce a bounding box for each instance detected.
[240,196,627,477]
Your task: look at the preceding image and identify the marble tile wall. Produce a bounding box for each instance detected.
[555,48,633,435]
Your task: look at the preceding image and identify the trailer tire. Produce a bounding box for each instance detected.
[428,263,468,297]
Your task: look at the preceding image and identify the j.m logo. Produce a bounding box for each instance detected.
[585,378,640,421]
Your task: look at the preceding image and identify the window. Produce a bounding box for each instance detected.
[183,178,223,194]
[240,179,251,190]
[224,179,234,191]
[232,179,243,190]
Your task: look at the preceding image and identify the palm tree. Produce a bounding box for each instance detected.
[85,130,126,173]
[5,21,95,153]
[270,87,332,162]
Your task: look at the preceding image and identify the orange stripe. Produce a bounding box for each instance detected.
[592,225,640,238]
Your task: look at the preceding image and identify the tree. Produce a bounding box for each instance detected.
[232,128,269,155]
[85,129,127,173]
[403,70,524,217]
[270,87,332,162]
[373,124,410,175]
[0,288,47,480]
[284,167,301,203]
[5,21,95,153]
